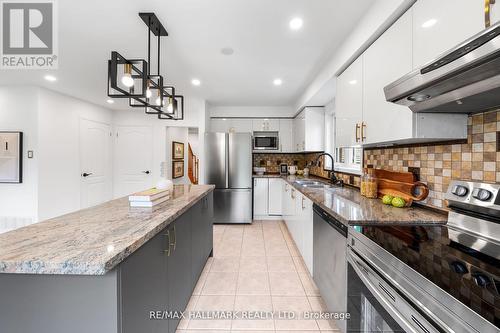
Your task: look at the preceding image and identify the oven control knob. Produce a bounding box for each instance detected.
[452,185,468,197]
[472,274,490,287]
[472,189,492,201]
[450,261,468,275]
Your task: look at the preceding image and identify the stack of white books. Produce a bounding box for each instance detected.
[128,188,170,208]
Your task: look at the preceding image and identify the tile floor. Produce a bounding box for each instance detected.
[176,220,340,332]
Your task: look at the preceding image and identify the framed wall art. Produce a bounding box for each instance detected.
[0,132,23,183]
[172,141,184,160]
[172,160,184,179]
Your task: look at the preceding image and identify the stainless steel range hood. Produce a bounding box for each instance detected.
[385,22,500,114]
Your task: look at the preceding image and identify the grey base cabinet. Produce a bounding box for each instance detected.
[0,192,213,333]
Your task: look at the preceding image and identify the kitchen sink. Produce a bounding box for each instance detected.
[294,180,332,189]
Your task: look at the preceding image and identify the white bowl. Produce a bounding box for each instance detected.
[253,167,266,175]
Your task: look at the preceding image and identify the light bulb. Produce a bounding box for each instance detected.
[121,73,134,87]
[146,88,152,98]
[155,97,162,106]
[121,64,134,87]
[167,98,174,112]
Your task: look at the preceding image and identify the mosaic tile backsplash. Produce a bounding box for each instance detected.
[254,109,500,210]
[364,110,500,209]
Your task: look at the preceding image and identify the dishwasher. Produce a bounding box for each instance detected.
[313,204,348,333]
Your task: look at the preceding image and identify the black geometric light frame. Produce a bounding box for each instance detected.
[107,12,184,120]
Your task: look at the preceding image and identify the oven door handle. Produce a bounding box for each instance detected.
[348,250,440,333]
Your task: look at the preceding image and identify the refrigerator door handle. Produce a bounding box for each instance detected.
[225,133,230,188]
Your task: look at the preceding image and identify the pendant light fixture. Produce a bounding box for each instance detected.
[107,12,184,120]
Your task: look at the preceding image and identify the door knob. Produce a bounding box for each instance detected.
[142,170,151,174]
[81,172,93,177]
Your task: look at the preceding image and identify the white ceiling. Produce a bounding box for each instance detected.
[0,0,373,109]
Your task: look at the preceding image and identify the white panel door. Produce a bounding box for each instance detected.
[80,119,112,209]
[268,178,282,215]
[113,126,153,198]
[362,10,413,145]
[336,56,363,147]
[413,0,485,68]
[253,178,269,216]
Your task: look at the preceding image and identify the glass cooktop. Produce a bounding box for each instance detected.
[351,224,500,329]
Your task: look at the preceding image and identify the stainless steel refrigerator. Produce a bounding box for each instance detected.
[205,132,252,224]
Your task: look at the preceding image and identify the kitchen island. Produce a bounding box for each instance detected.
[0,184,214,333]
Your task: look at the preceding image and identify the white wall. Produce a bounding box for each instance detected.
[112,94,208,185]
[188,129,199,156]
[0,86,39,227]
[209,105,295,118]
[37,88,113,221]
[295,0,413,110]
[166,127,189,184]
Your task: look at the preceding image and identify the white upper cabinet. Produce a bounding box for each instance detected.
[336,56,363,147]
[362,10,413,145]
[230,119,253,132]
[279,119,294,152]
[293,108,324,152]
[252,119,279,132]
[293,111,305,151]
[304,107,325,152]
[493,2,500,24]
[413,0,485,68]
[210,119,230,132]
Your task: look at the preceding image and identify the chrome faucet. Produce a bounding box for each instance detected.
[315,153,343,187]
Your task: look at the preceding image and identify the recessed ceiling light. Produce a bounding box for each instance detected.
[221,47,234,55]
[422,19,437,28]
[349,80,357,85]
[44,75,57,82]
[289,17,303,30]
[222,118,227,121]
[273,78,283,86]
[191,79,201,86]
[106,99,114,104]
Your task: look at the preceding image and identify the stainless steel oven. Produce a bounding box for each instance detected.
[347,226,497,333]
[253,131,279,150]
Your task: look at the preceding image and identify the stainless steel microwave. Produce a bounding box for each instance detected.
[253,131,279,150]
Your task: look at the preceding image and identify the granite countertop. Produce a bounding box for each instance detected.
[0,184,214,275]
[282,176,448,226]
[252,173,283,178]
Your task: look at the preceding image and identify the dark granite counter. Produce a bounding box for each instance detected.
[283,175,448,226]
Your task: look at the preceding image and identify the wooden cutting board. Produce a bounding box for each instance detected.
[366,169,429,207]
[377,179,429,207]
[370,169,416,183]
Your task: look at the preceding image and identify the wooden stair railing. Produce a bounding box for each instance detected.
[188,143,199,184]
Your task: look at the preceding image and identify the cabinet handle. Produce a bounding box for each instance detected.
[361,122,366,141]
[355,123,361,142]
[302,197,305,210]
[485,0,495,28]
[170,226,177,251]
[163,231,171,256]
[291,189,295,199]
